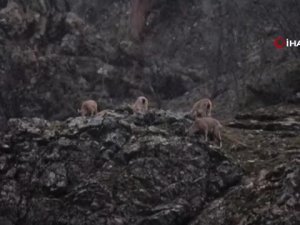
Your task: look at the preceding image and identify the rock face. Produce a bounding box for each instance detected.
[190,161,300,225]
[0,110,242,225]
[1,0,300,127]
[0,1,300,224]
[0,103,299,225]
[196,104,300,225]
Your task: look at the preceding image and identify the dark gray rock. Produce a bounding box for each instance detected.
[190,162,300,225]
[0,110,242,225]
[1,0,300,127]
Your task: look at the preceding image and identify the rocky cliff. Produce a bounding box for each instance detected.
[0,105,299,225]
[0,0,300,127]
[0,1,299,224]
[0,109,243,225]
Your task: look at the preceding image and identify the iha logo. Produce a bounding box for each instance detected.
[274,36,300,48]
[273,36,286,49]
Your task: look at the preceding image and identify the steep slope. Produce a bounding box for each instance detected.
[1,103,299,225]
[0,0,300,128]
[0,109,242,225]
[191,103,300,225]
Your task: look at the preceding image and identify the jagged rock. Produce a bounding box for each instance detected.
[229,106,300,132]
[190,162,300,225]
[0,2,30,38]
[0,1,299,223]
[0,110,242,225]
[228,119,300,131]
[1,0,300,127]
[197,104,300,225]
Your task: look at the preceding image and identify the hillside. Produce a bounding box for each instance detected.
[0,1,299,225]
[0,0,299,127]
[0,105,299,224]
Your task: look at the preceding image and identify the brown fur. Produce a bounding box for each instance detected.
[191,98,212,118]
[188,117,222,148]
[132,96,149,114]
[79,100,98,117]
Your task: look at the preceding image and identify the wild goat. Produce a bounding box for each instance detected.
[191,98,212,118]
[132,96,149,114]
[78,100,98,116]
[188,117,222,148]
